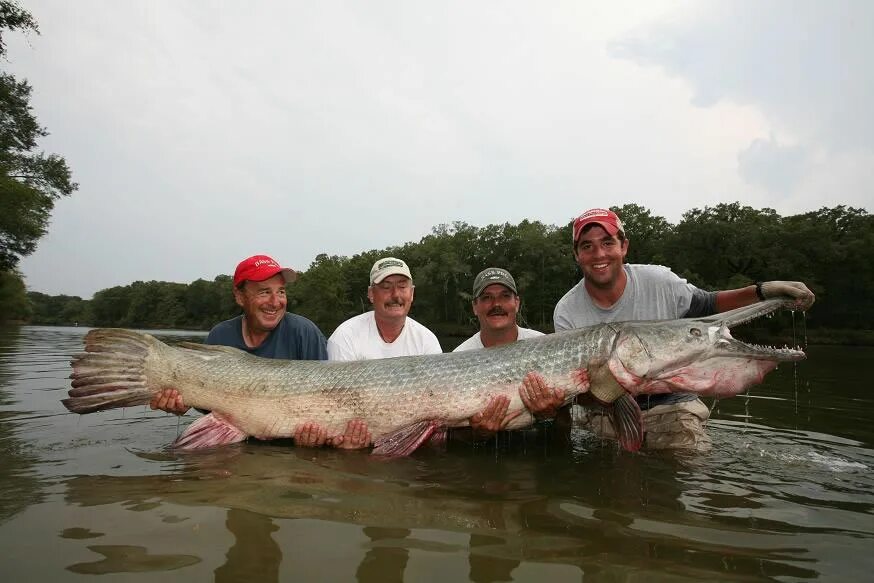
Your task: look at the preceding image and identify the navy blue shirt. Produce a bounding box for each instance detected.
[206,313,327,360]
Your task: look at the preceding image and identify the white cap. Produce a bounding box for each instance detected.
[370,257,413,285]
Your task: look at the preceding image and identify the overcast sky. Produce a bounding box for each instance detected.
[7,0,872,299]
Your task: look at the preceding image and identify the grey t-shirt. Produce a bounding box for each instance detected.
[553,264,716,408]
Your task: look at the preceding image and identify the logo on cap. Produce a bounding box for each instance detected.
[370,257,413,285]
[472,267,518,297]
[572,208,624,243]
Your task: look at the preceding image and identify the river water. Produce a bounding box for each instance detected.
[1,325,872,581]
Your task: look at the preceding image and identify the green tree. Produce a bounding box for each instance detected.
[1,2,77,272]
[0,268,29,320]
[668,203,781,288]
[288,253,353,334]
[184,278,223,328]
[90,286,132,327]
[611,203,673,265]
[0,1,37,55]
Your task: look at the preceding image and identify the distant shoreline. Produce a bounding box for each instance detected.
[6,322,872,347]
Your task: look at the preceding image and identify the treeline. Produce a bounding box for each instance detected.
[22,203,874,340]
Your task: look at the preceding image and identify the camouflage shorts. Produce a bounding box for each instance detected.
[578,398,712,452]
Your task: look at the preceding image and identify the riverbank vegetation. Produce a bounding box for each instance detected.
[1,2,77,321]
[17,202,874,345]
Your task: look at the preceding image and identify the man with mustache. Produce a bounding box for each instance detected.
[454,268,544,351]
[553,208,816,451]
[327,257,442,361]
[324,257,442,451]
[326,257,442,577]
[453,267,566,438]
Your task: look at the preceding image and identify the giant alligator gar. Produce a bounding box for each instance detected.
[63,299,804,455]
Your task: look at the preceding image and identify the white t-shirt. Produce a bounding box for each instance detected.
[452,327,544,352]
[327,311,442,361]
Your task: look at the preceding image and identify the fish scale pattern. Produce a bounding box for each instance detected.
[63,300,804,448]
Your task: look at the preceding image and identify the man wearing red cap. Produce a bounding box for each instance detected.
[552,208,816,451]
[151,254,368,449]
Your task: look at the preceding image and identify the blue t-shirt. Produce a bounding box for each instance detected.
[206,313,327,361]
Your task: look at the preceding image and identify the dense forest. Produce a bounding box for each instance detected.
[20,203,874,344]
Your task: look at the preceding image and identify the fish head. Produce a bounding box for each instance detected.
[607,299,806,398]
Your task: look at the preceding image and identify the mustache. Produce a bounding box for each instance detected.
[487,307,508,316]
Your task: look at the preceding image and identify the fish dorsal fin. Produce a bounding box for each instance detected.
[177,342,243,355]
[372,420,440,456]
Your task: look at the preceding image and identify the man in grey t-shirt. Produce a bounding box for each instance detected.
[554,208,816,451]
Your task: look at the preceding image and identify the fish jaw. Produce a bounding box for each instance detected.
[606,299,805,399]
[610,356,780,398]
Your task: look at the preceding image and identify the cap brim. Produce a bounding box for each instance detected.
[372,270,412,285]
[574,220,620,241]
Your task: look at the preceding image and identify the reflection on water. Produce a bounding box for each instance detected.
[1,325,873,581]
[67,545,201,575]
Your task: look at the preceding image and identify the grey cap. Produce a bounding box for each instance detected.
[472,267,518,298]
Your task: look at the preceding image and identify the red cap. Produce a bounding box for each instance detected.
[233,255,297,286]
[572,208,625,243]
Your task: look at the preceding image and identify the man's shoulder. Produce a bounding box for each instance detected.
[453,333,482,352]
[404,315,440,338]
[517,327,545,339]
[282,312,322,333]
[209,316,241,333]
[206,316,242,345]
[332,312,371,334]
[627,263,681,282]
[555,279,586,310]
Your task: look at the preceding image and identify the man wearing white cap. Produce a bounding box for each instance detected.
[327,257,442,361]
[552,208,816,451]
[324,257,441,449]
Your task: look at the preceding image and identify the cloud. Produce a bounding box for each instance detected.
[610,0,874,152]
[609,0,873,204]
[737,135,807,194]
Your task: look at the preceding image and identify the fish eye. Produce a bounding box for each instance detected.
[689,328,702,337]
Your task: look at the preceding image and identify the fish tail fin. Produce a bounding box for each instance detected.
[610,393,644,452]
[63,328,160,414]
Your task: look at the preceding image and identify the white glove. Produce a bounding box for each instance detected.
[760,281,815,311]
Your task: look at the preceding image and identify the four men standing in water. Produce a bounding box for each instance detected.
[154,206,816,452]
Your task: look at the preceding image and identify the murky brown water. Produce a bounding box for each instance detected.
[1,325,873,581]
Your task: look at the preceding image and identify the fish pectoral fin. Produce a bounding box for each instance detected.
[609,394,644,453]
[172,413,248,450]
[588,361,626,404]
[372,420,440,457]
